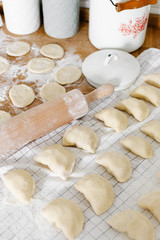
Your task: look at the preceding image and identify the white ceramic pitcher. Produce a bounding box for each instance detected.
[89,0,157,52]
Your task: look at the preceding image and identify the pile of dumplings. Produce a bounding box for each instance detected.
[2,68,160,239]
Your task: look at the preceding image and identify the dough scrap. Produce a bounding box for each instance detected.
[0,110,11,122]
[6,41,30,57]
[0,56,9,74]
[141,120,160,143]
[41,199,84,240]
[120,135,153,159]
[130,83,160,107]
[9,84,35,108]
[116,97,150,121]
[55,65,82,85]
[95,108,128,132]
[143,73,160,88]
[40,82,66,101]
[40,44,64,59]
[62,125,98,153]
[28,57,55,73]
[107,210,155,240]
[75,174,114,215]
[34,144,75,180]
[138,191,160,222]
[2,169,35,203]
[96,151,132,182]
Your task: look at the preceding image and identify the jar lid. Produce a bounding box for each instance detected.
[82,49,140,91]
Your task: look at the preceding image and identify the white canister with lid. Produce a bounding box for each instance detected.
[89,0,157,52]
[3,0,40,35]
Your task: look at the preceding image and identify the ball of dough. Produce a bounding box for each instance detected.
[55,65,82,85]
[34,144,75,180]
[41,199,84,240]
[28,57,55,73]
[62,125,99,153]
[40,82,66,101]
[107,210,155,240]
[96,151,132,182]
[2,169,35,203]
[0,56,9,74]
[40,44,64,59]
[9,84,35,108]
[116,97,150,122]
[0,110,11,122]
[6,41,30,57]
[141,120,160,143]
[95,108,128,133]
[75,174,114,215]
[143,73,160,88]
[120,135,153,159]
[138,191,160,223]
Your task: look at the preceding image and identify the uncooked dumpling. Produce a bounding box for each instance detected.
[116,97,150,121]
[55,65,82,85]
[75,174,114,215]
[141,120,160,143]
[0,110,11,122]
[34,144,75,180]
[95,108,128,133]
[0,56,9,74]
[40,82,66,101]
[120,135,153,159]
[143,73,160,88]
[41,199,84,240]
[6,41,30,57]
[96,151,132,182]
[62,125,98,153]
[130,83,160,107]
[28,57,55,73]
[40,44,64,59]
[107,210,155,240]
[2,169,35,203]
[9,84,35,108]
[138,191,160,222]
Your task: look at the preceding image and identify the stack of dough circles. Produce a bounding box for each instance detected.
[6,41,30,57]
[28,57,55,73]
[9,84,35,108]
[40,44,64,59]
[0,110,11,122]
[55,65,82,85]
[40,82,66,101]
[0,56,9,74]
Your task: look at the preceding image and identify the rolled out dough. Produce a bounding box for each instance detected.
[40,82,66,101]
[28,57,55,73]
[0,56,9,74]
[40,44,64,59]
[0,110,11,122]
[6,41,30,57]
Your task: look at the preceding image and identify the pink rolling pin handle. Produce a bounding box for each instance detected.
[116,0,157,12]
[0,84,113,155]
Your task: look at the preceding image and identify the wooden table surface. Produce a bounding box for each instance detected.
[1,19,160,115]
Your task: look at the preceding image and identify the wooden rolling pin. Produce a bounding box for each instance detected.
[0,84,114,155]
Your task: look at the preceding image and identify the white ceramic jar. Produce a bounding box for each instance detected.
[3,0,40,35]
[89,0,150,52]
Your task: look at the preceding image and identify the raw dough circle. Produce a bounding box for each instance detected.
[40,44,64,59]
[6,41,30,57]
[28,57,55,73]
[55,65,82,85]
[0,110,11,122]
[40,82,66,101]
[9,84,35,108]
[0,56,9,74]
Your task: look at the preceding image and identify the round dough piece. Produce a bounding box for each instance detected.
[9,84,35,108]
[40,44,64,59]
[0,56,9,74]
[6,41,30,57]
[2,169,35,203]
[41,199,84,240]
[0,110,11,122]
[40,82,66,101]
[55,65,82,85]
[28,57,55,73]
